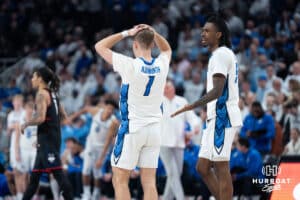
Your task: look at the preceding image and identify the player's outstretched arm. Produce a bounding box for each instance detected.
[95,25,146,65]
[64,105,99,125]
[171,74,226,117]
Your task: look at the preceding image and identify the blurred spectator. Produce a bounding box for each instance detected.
[183,72,204,103]
[284,61,300,90]
[283,128,300,155]
[269,110,284,156]
[152,16,168,39]
[231,137,263,198]
[256,75,268,102]
[240,101,275,155]
[61,137,84,199]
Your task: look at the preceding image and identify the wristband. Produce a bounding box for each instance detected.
[121,30,129,38]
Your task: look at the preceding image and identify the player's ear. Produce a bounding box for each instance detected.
[150,41,155,49]
[133,40,138,49]
[216,32,222,40]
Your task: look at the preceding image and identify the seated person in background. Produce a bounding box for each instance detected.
[100,150,114,199]
[231,137,263,197]
[283,128,300,155]
[0,163,12,198]
[61,137,84,199]
[182,143,210,200]
[240,101,275,155]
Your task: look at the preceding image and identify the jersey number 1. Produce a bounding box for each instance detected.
[143,76,155,96]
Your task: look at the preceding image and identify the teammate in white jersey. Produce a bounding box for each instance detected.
[95,24,171,200]
[80,100,118,200]
[7,95,25,200]
[14,101,37,200]
[172,15,242,200]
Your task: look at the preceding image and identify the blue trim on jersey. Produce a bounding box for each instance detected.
[113,84,129,164]
[160,103,163,114]
[214,76,231,154]
[139,57,155,65]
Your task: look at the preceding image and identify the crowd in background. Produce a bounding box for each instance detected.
[1,0,300,199]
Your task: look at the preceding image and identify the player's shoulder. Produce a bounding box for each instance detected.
[37,89,51,98]
[214,46,234,56]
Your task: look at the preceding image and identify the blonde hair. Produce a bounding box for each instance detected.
[134,29,154,49]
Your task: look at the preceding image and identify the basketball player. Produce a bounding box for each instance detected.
[14,101,37,200]
[95,24,171,200]
[21,67,73,200]
[7,94,26,200]
[172,15,243,200]
[76,100,118,200]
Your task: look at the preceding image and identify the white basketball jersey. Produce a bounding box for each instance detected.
[112,52,170,133]
[7,109,25,150]
[20,117,37,150]
[87,109,116,147]
[206,46,242,127]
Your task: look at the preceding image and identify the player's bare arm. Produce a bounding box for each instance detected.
[95,119,120,168]
[59,104,68,123]
[67,105,101,124]
[14,123,21,161]
[171,73,226,117]
[94,25,146,65]
[21,91,48,132]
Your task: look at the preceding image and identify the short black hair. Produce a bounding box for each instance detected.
[251,101,263,109]
[206,14,231,48]
[105,99,119,109]
[238,137,250,148]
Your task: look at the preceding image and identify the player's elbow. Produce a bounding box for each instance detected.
[215,88,223,99]
[94,42,104,55]
[38,116,46,124]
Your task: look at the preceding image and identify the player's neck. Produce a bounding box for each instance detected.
[14,108,22,112]
[209,43,219,52]
[38,83,48,91]
[137,51,152,62]
[101,112,109,121]
[166,94,175,100]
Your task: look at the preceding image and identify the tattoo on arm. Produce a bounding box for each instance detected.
[189,74,226,109]
[25,93,47,127]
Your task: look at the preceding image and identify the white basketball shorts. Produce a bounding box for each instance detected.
[111,122,161,170]
[199,118,240,161]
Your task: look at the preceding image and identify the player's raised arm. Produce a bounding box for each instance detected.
[94,25,146,65]
[153,29,172,61]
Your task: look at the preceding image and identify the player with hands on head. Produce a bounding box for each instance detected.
[95,24,171,200]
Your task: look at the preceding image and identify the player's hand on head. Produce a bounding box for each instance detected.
[128,25,147,36]
[137,24,155,33]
